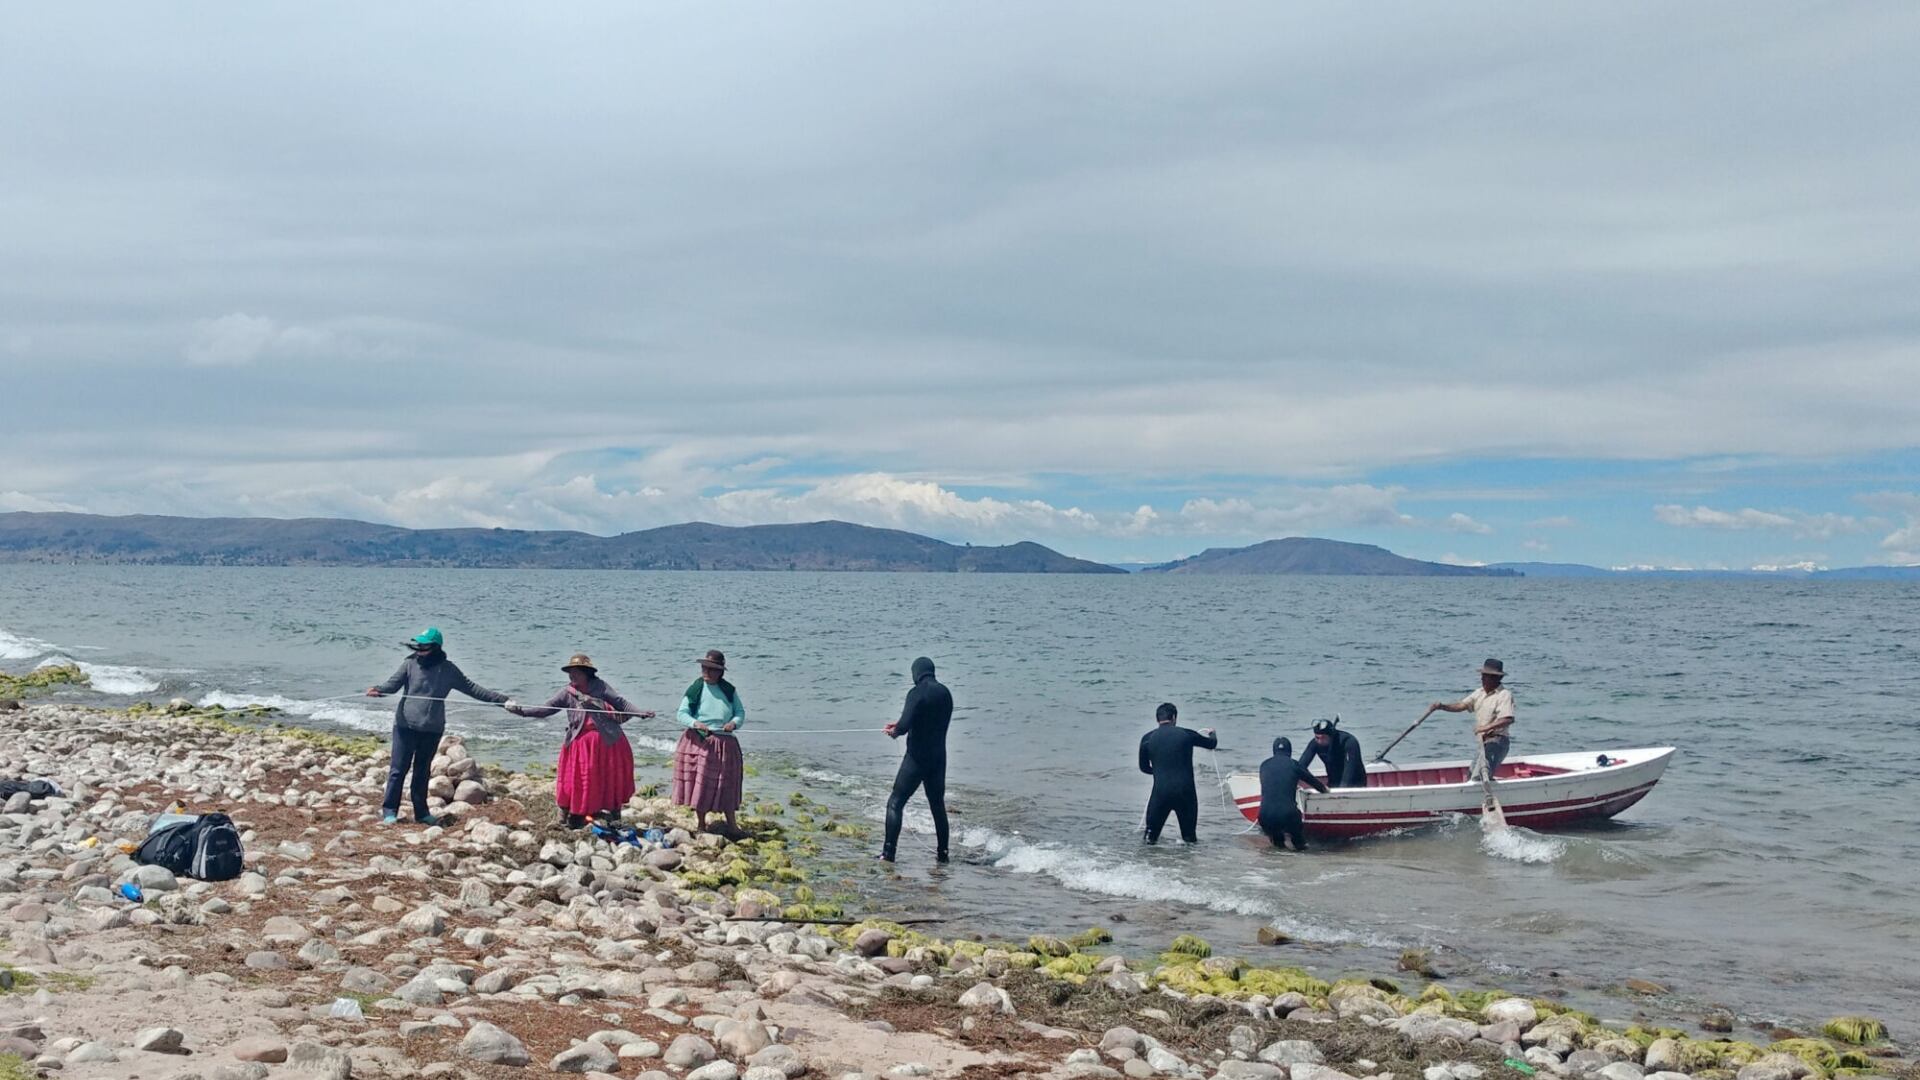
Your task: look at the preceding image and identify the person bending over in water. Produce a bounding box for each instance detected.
[880,656,953,864]
[1138,702,1217,844]
[1298,718,1367,788]
[1258,737,1327,851]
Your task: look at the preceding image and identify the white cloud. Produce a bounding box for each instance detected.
[1653,504,1869,539]
[1521,538,1551,552]
[185,313,281,366]
[1436,553,1487,567]
[1443,512,1493,535]
[0,490,84,513]
[1528,515,1578,528]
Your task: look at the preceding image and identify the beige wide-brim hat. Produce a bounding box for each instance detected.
[562,653,597,674]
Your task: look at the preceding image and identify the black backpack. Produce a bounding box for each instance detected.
[135,813,244,882]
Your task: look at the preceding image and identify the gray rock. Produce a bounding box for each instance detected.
[67,1041,119,1064]
[1598,1065,1646,1080]
[1486,999,1540,1027]
[461,1021,531,1066]
[135,1026,187,1053]
[1738,1054,1814,1080]
[1258,1042,1326,1067]
[854,929,894,957]
[1644,1041,1681,1073]
[1395,1014,1481,1044]
[1124,1060,1157,1080]
[690,1063,742,1080]
[1293,1068,1361,1080]
[287,1041,353,1080]
[229,1037,289,1063]
[395,974,445,1006]
[665,1035,719,1068]
[1567,1050,1613,1075]
[621,1040,666,1060]
[212,1065,272,1080]
[716,1019,773,1058]
[472,968,522,994]
[297,940,342,967]
[747,1068,792,1080]
[1216,1064,1286,1080]
[1481,1021,1524,1046]
[957,981,1014,1015]
[1147,1047,1187,1075]
[397,905,447,936]
[244,950,288,971]
[130,864,179,891]
[552,1040,620,1073]
[261,916,311,944]
[340,967,390,993]
[748,1044,807,1078]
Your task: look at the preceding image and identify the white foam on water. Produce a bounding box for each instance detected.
[629,733,681,755]
[196,691,390,732]
[0,627,58,660]
[1481,823,1566,864]
[35,655,166,694]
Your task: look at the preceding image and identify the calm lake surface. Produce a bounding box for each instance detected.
[3,565,1915,1028]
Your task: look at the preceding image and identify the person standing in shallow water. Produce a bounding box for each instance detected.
[881,656,953,864]
[1138,702,1217,844]
[674,649,748,839]
[1421,658,1516,781]
[365,627,511,827]
[507,653,654,829]
[1258,737,1327,851]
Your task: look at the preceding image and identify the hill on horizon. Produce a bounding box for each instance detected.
[1142,537,1521,577]
[0,512,1123,574]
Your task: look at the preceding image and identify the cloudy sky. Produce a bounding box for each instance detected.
[5,3,1920,567]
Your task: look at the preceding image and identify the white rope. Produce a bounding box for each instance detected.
[254,692,906,736]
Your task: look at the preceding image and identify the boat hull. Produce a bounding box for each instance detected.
[1228,746,1675,839]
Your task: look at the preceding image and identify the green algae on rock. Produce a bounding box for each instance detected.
[0,663,88,698]
[1823,1017,1888,1045]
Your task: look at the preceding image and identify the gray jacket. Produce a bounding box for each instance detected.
[374,652,508,733]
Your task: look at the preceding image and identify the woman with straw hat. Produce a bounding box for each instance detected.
[507,653,654,829]
[673,649,748,839]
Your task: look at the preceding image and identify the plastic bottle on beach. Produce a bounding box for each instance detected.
[118,883,143,903]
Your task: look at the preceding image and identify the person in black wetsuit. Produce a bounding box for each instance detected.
[1258,737,1327,851]
[881,656,953,863]
[1299,718,1367,788]
[1138,702,1218,844]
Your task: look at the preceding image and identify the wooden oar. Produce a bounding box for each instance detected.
[1475,740,1508,830]
[1373,712,1429,763]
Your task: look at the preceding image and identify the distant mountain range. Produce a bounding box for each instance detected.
[1140,537,1520,576]
[1488,561,1920,580]
[0,513,1122,573]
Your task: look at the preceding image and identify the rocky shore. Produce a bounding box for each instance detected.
[0,703,1906,1080]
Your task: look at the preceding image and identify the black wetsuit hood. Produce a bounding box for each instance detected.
[911,656,936,682]
[1272,736,1292,758]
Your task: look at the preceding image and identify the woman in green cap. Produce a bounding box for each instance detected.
[366,628,513,826]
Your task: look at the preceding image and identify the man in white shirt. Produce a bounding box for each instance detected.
[1421,659,1515,781]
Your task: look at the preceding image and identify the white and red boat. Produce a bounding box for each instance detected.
[1227,747,1676,839]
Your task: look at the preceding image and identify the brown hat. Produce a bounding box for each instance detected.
[562,653,596,674]
[697,649,726,672]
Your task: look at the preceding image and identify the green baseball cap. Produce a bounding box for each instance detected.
[409,627,444,648]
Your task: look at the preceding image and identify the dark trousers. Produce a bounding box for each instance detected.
[383,724,442,817]
[1474,734,1511,781]
[1144,787,1198,844]
[882,755,948,859]
[1260,810,1307,851]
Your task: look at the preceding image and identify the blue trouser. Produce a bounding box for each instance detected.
[383,724,442,817]
[1474,734,1511,782]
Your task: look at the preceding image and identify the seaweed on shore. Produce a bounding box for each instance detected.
[0,663,87,698]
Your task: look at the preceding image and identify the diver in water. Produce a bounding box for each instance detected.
[1298,717,1367,788]
[881,656,953,864]
[1258,737,1327,851]
[1138,702,1218,844]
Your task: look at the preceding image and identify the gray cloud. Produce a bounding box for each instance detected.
[3,3,1920,549]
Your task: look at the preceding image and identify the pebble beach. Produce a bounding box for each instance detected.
[0,701,1907,1080]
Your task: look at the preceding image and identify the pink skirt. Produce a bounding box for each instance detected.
[555,727,635,817]
[671,730,743,813]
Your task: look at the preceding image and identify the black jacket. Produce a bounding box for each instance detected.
[890,657,953,766]
[1299,729,1367,788]
[1138,724,1218,792]
[1258,754,1328,820]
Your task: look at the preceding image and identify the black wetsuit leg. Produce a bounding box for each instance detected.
[922,758,949,860]
[1143,789,1175,843]
[882,759,924,860]
[1259,807,1305,849]
[1172,790,1199,843]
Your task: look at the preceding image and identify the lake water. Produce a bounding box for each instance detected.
[3,565,1915,1030]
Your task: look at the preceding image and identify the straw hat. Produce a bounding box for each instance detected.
[562,653,597,674]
